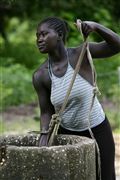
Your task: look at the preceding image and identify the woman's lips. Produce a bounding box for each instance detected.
[38,44,46,50]
[39,44,45,47]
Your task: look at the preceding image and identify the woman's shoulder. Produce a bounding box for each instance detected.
[33,59,48,77]
[33,60,50,88]
[67,45,83,63]
[68,45,83,56]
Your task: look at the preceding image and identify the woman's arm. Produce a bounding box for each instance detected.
[76,20,120,58]
[32,69,55,146]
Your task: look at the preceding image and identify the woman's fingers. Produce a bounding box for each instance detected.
[39,134,48,146]
[81,23,92,37]
[75,19,95,38]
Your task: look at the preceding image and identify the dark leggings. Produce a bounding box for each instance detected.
[58,116,116,180]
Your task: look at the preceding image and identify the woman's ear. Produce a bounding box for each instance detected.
[58,31,63,40]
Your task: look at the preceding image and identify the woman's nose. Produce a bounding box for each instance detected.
[38,35,44,43]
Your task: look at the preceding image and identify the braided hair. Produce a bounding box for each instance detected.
[38,17,69,43]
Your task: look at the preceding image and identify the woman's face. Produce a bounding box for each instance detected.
[36,23,59,53]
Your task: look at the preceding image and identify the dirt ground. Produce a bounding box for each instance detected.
[2,102,37,121]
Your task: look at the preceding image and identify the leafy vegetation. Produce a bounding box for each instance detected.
[1,64,36,110]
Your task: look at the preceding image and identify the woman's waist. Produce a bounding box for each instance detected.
[60,105,105,131]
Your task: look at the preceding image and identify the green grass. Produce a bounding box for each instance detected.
[0,117,40,135]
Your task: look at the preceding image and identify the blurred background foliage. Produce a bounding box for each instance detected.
[0,0,120,131]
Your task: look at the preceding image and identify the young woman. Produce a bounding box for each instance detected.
[33,17,120,180]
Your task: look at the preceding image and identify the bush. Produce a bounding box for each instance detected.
[0,17,46,69]
[0,42,44,69]
[1,64,37,110]
[94,54,120,98]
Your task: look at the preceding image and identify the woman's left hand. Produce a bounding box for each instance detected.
[75,19,97,38]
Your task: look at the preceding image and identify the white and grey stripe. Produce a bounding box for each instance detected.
[48,57,105,131]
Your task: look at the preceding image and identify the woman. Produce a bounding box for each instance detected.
[33,17,120,180]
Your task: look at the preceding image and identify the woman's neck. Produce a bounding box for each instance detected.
[48,44,67,63]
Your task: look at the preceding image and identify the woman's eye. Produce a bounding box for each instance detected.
[36,32,48,39]
[43,32,48,36]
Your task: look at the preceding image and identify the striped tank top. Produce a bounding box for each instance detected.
[48,52,105,132]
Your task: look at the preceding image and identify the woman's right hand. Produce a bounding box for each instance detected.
[38,134,49,147]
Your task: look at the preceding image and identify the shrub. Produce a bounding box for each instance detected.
[1,64,37,110]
